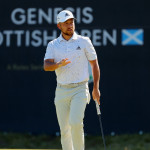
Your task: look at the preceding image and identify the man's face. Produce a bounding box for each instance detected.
[57,18,75,36]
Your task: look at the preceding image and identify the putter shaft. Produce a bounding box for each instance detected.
[95,100,107,150]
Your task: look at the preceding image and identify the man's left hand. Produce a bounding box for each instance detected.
[92,88,101,105]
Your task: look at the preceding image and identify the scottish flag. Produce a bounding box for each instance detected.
[122,29,144,46]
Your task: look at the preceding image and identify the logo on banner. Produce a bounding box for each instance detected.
[121,29,144,46]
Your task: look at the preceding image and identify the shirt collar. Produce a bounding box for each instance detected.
[58,32,78,42]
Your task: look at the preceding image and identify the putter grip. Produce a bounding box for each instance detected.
[95,100,101,115]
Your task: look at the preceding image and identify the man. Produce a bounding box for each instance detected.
[44,10,100,150]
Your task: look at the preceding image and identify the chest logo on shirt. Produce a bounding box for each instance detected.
[76,46,81,50]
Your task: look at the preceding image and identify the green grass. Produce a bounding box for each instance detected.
[0,132,150,150]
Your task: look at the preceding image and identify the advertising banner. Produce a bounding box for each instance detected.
[0,0,150,134]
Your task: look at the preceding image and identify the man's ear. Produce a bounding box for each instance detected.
[57,23,61,30]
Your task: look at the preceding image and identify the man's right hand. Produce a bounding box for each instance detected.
[58,58,71,67]
[44,58,71,71]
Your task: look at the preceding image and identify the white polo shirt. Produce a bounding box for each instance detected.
[44,32,97,85]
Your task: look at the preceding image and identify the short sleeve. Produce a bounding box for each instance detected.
[84,37,97,60]
[44,42,54,61]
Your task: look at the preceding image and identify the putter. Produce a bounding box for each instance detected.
[95,100,107,150]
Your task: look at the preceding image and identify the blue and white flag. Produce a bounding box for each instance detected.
[121,29,144,46]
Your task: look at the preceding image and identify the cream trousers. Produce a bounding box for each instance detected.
[54,82,90,150]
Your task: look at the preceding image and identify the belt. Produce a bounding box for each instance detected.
[57,81,88,88]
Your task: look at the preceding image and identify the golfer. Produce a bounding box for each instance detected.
[44,10,100,150]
